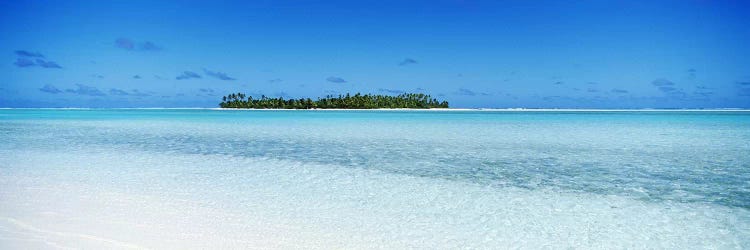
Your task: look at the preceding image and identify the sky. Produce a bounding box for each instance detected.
[1,0,749,108]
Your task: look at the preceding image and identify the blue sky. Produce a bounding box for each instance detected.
[1,0,749,108]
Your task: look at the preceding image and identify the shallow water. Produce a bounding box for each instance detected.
[1,109,748,249]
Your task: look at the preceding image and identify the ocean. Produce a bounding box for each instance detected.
[1,109,748,249]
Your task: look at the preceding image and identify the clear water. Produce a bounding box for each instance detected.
[1,109,748,249]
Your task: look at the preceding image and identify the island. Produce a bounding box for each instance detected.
[219,92,449,109]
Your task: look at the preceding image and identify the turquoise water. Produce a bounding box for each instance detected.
[1,109,749,248]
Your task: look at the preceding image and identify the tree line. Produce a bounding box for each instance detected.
[219,92,449,109]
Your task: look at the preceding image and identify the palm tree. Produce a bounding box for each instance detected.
[218,92,448,109]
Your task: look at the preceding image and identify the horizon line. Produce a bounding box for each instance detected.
[2,107,750,112]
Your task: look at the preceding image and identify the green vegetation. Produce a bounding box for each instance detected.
[219,92,449,109]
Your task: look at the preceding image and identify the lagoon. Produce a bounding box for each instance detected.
[1,109,748,248]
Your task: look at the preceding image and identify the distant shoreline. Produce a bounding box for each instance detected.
[213,108,750,112]
[2,107,750,112]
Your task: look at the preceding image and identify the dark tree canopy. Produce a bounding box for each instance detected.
[219,93,449,109]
